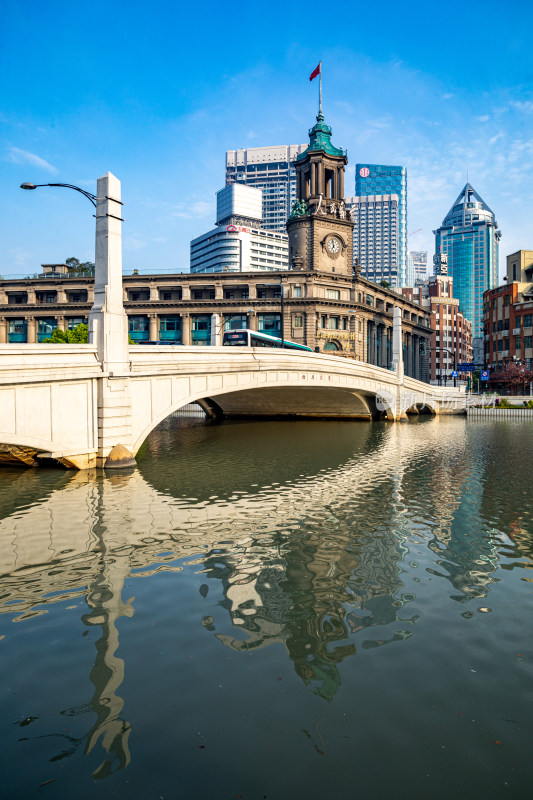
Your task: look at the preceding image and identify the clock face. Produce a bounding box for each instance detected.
[327,237,340,255]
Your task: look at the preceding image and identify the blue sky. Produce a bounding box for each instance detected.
[2,0,533,278]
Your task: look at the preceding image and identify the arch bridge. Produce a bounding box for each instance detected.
[0,173,465,469]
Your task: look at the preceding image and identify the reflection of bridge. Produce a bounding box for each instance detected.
[0,173,465,469]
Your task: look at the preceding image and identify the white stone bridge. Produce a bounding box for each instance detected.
[0,173,466,469]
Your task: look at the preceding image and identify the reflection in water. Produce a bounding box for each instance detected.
[81,510,134,779]
[1,418,533,791]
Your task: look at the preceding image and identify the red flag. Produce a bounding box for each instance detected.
[309,62,321,81]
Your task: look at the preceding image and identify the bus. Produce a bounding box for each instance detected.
[222,329,313,352]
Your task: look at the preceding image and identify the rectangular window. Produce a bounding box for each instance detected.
[366,294,374,307]
[293,315,303,328]
[321,315,327,328]
[524,336,533,349]
[240,289,249,299]
[328,317,339,330]
[258,314,281,333]
[193,291,203,300]
[326,289,340,300]
[515,316,522,326]
[257,290,267,299]
[524,314,532,327]
[293,286,302,298]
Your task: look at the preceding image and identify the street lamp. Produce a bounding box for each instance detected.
[20,182,97,207]
[430,347,457,387]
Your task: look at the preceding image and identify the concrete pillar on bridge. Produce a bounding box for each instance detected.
[391,307,404,380]
[88,173,135,469]
[57,316,66,332]
[89,173,129,373]
[27,287,36,304]
[248,312,258,331]
[149,284,159,302]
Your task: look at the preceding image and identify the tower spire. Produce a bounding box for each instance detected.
[319,62,322,115]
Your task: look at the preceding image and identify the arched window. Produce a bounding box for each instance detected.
[324,341,339,351]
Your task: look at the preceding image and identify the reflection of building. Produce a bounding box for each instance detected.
[0,263,431,373]
[355,164,407,286]
[433,183,501,340]
[190,183,290,274]
[347,194,399,287]
[226,144,307,233]
[403,253,472,382]
[483,249,533,378]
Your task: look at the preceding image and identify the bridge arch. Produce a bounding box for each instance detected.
[129,376,394,457]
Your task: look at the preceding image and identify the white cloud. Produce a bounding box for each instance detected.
[8,247,31,267]
[511,100,533,113]
[170,200,212,219]
[6,146,58,174]
[477,115,490,122]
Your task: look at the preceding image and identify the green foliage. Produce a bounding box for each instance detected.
[65,257,95,274]
[379,280,390,288]
[43,323,88,343]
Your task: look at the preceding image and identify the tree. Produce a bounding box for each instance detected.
[380,280,390,288]
[498,361,533,395]
[43,323,88,343]
[65,257,95,274]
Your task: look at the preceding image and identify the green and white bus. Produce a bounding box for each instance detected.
[222,329,312,352]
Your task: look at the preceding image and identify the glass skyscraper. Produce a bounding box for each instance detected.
[433,183,501,338]
[355,164,407,286]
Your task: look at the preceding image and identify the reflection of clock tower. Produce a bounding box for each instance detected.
[286,111,353,274]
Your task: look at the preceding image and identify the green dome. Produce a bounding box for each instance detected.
[296,113,347,161]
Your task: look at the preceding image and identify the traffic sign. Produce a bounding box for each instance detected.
[459,363,484,368]
[451,370,459,378]
[459,364,475,372]
[481,370,489,381]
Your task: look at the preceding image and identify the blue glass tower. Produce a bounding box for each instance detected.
[355,164,407,286]
[433,184,500,338]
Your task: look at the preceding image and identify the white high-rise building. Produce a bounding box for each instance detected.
[225,144,307,233]
[190,184,289,274]
[347,194,399,287]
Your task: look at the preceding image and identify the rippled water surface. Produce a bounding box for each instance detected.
[1,416,533,799]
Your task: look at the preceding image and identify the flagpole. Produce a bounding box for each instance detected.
[319,62,322,114]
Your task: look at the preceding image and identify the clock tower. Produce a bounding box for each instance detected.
[286,111,353,274]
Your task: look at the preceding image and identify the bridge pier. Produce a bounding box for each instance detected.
[88,172,136,469]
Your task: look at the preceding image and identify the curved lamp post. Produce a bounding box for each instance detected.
[20,182,97,207]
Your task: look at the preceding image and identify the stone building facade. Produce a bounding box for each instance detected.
[483,249,533,377]
[0,263,432,380]
[403,253,472,382]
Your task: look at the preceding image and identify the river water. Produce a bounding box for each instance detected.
[1,415,532,799]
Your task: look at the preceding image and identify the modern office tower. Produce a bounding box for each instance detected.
[347,194,399,286]
[191,184,289,274]
[355,164,408,286]
[433,183,501,340]
[409,251,428,284]
[225,144,307,233]
[216,183,263,226]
